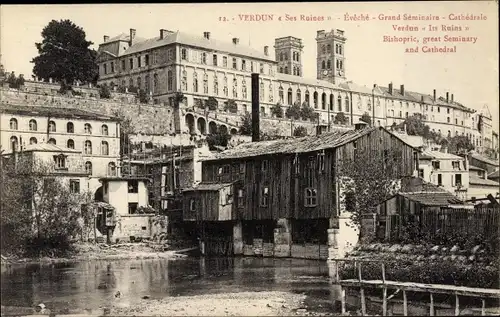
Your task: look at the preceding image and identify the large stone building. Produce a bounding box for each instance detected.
[0,104,121,192]
[96,28,495,152]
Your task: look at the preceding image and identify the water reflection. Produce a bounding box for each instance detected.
[1,257,332,314]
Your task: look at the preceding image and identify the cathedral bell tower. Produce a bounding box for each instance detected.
[274,36,304,77]
[316,29,347,84]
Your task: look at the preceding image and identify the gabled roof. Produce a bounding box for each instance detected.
[183,182,234,192]
[112,31,274,62]
[399,192,466,206]
[0,104,121,122]
[204,126,415,161]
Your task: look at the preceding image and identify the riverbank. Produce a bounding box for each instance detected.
[1,242,190,265]
[110,291,317,316]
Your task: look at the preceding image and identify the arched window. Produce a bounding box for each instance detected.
[327,60,331,69]
[322,93,326,110]
[84,123,92,134]
[337,95,342,112]
[9,118,17,130]
[280,53,284,61]
[214,75,219,95]
[259,81,264,102]
[296,89,301,103]
[193,73,198,92]
[201,52,207,64]
[85,161,92,175]
[313,91,318,108]
[10,136,18,151]
[84,140,92,154]
[128,78,133,88]
[137,77,142,91]
[48,138,56,145]
[279,67,283,73]
[48,120,56,132]
[268,83,274,102]
[67,122,74,133]
[101,141,109,155]
[181,70,188,91]
[29,119,37,131]
[167,70,173,91]
[345,96,350,112]
[322,45,326,54]
[29,137,37,145]
[67,139,75,149]
[367,99,372,111]
[305,91,310,105]
[284,66,288,74]
[329,94,334,111]
[327,44,331,52]
[242,80,247,99]
[181,48,187,60]
[203,73,209,94]
[287,88,293,105]
[101,124,108,136]
[278,87,284,103]
[322,61,326,70]
[232,78,238,98]
[145,74,150,93]
[108,162,117,176]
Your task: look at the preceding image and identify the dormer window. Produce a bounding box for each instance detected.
[53,154,67,170]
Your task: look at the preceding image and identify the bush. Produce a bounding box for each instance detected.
[99,85,111,99]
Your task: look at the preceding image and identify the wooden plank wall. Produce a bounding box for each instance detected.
[182,190,220,221]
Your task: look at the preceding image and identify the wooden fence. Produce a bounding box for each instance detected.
[386,206,500,246]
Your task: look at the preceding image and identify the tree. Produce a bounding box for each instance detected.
[447,135,475,154]
[360,112,372,126]
[271,103,284,118]
[300,102,316,121]
[31,19,98,91]
[293,126,308,137]
[99,84,111,99]
[224,99,238,113]
[333,112,349,125]
[239,112,252,136]
[138,89,149,104]
[1,157,92,256]
[205,97,218,111]
[336,148,403,237]
[285,101,302,120]
[173,91,184,109]
[206,129,231,150]
[397,113,431,139]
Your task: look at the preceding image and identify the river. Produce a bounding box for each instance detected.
[1,257,340,315]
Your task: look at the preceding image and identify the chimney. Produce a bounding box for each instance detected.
[232,37,239,45]
[373,84,377,88]
[251,73,260,142]
[129,28,136,46]
[203,32,211,40]
[451,94,454,102]
[446,92,449,103]
[388,83,393,95]
[400,84,405,96]
[160,29,168,40]
[264,46,269,56]
[103,35,109,43]
[354,122,368,131]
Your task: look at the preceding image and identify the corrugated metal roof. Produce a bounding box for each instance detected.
[469,175,500,186]
[119,31,274,61]
[0,104,120,122]
[183,182,234,192]
[204,126,383,161]
[421,150,464,160]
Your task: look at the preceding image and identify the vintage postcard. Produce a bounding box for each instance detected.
[0,1,499,316]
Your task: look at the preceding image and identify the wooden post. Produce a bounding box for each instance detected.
[381,263,386,283]
[382,287,387,316]
[341,286,346,315]
[358,262,362,282]
[454,294,459,316]
[403,290,408,316]
[429,293,434,316]
[481,298,486,316]
[360,288,366,316]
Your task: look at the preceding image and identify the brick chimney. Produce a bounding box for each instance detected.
[264,46,269,56]
[433,89,436,101]
[251,73,260,142]
[160,29,168,40]
[103,35,109,43]
[446,92,449,103]
[451,93,454,102]
[400,84,405,96]
[232,38,239,45]
[388,83,393,95]
[203,32,211,40]
[129,28,136,46]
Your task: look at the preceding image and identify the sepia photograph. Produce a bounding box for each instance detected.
[0,1,499,316]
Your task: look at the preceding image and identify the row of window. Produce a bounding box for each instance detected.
[102,51,166,75]
[9,119,109,135]
[278,51,301,62]
[320,59,344,71]
[9,136,111,155]
[278,66,302,76]
[181,48,272,75]
[320,43,344,55]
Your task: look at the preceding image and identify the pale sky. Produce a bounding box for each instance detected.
[1,2,498,132]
